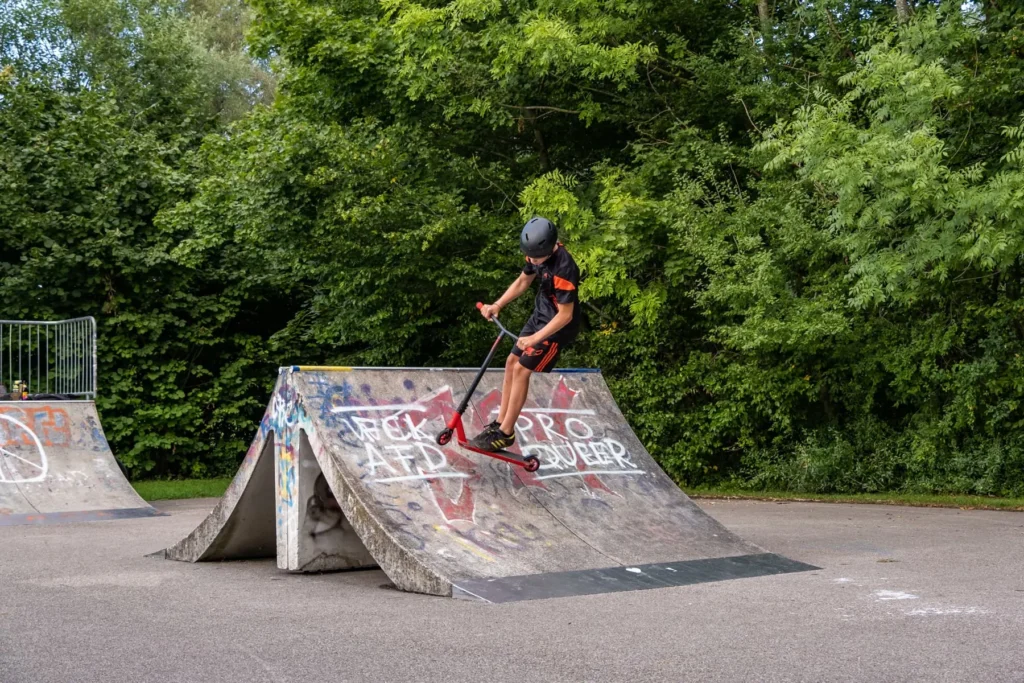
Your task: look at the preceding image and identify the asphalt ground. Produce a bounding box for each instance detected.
[1,498,1022,682]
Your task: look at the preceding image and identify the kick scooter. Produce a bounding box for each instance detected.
[435,303,541,472]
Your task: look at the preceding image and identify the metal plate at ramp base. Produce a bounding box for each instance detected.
[452,553,819,603]
[0,506,167,527]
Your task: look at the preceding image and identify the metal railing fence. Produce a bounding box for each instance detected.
[0,317,97,399]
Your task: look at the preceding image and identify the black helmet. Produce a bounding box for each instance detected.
[520,216,558,258]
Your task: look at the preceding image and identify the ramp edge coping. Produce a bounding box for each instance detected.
[451,553,820,603]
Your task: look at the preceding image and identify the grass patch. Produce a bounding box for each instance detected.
[133,478,232,502]
[688,487,1024,511]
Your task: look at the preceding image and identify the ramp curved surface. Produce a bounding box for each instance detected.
[161,368,814,601]
[0,401,161,525]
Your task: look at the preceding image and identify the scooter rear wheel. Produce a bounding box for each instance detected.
[524,456,541,473]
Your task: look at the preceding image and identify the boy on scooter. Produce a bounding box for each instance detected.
[472,216,582,451]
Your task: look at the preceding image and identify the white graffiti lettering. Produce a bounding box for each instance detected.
[536,413,561,442]
[520,437,638,474]
[0,413,49,484]
[344,396,642,484]
[364,443,398,476]
[350,417,381,443]
[565,417,594,440]
[606,438,636,469]
[415,443,448,472]
[385,444,418,473]
[362,439,452,482]
[381,415,406,441]
[403,415,432,441]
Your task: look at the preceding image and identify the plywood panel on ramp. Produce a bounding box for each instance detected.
[0,401,162,526]
[159,368,815,601]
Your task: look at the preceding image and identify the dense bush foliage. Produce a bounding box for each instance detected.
[2,0,1022,493]
[0,0,276,475]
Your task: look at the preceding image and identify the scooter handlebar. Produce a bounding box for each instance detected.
[475,302,517,339]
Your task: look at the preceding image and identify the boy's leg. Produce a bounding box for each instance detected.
[499,363,532,436]
[471,353,516,444]
[470,336,566,451]
[499,336,564,435]
[495,352,517,426]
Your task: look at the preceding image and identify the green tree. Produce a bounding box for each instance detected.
[1,0,276,476]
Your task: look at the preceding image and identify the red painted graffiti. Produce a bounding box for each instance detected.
[405,387,482,524]
[544,378,614,495]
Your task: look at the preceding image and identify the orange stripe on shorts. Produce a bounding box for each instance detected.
[535,342,559,372]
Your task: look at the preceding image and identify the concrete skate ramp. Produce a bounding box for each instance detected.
[161,368,815,601]
[0,401,162,526]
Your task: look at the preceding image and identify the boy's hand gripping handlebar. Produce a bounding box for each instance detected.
[476,302,518,340]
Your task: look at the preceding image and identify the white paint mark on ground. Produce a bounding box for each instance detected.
[625,567,642,574]
[907,606,990,616]
[834,578,853,583]
[875,590,919,601]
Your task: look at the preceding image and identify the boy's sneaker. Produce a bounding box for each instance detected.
[470,421,500,443]
[470,425,516,452]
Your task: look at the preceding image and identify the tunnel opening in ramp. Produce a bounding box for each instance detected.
[160,367,818,600]
[159,411,374,572]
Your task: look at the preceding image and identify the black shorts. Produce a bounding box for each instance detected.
[512,322,577,373]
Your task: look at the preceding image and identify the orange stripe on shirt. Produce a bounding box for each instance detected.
[552,276,575,291]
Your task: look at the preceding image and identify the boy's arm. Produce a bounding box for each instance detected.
[516,302,573,349]
[481,272,535,320]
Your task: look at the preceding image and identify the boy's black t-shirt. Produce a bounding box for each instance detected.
[521,244,582,341]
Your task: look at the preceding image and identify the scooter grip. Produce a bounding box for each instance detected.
[476,302,484,310]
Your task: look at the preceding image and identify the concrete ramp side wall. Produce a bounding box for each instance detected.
[162,419,277,561]
[269,379,377,573]
[311,426,454,596]
[295,431,376,572]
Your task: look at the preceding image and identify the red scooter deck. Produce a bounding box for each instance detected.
[437,414,540,472]
[435,303,541,474]
[457,440,540,472]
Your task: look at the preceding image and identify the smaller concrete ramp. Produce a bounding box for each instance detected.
[0,401,161,525]
[161,367,815,601]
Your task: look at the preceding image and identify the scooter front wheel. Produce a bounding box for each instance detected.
[437,428,454,446]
